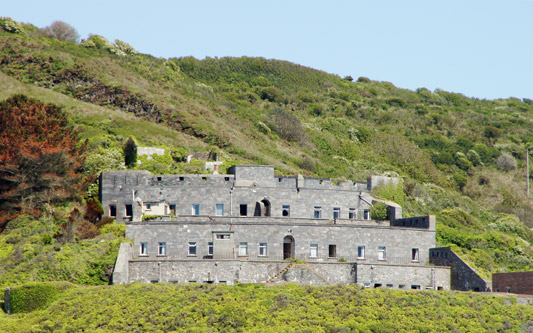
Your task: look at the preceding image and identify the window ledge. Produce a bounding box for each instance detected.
[187,255,197,257]
[139,254,149,257]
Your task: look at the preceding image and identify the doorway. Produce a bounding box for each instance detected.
[283,235,295,259]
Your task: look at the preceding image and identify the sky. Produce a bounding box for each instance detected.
[3,0,533,100]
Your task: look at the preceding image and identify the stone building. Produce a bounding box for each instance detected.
[103,165,451,289]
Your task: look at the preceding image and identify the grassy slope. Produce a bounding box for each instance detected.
[0,283,532,332]
[0,23,533,280]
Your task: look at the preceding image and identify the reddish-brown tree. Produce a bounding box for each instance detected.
[0,94,85,228]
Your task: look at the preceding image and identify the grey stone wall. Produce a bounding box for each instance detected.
[356,263,450,290]
[125,218,435,264]
[127,260,356,285]
[430,247,489,291]
[112,243,132,285]
[100,166,375,222]
[125,259,449,289]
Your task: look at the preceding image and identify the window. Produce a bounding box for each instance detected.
[349,208,356,219]
[398,284,406,289]
[158,242,166,256]
[146,203,152,211]
[310,244,318,258]
[282,205,290,217]
[216,204,224,216]
[386,284,393,288]
[216,234,231,240]
[179,176,184,181]
[188,242,197,256]
[109,204,117,217]
[314,206,322,219]
[192,204,200,215]
[125,204,133,217]
[259,243,267,256]
[357,246,365,259]
[208,242,213,256]
[240,204,247,216]
[238,242,248,256]
[364,209,370,220]
[412,248,419,262]
[140,242,148,255]
[411,285,421,290]
[157,176,162,181]
[378,246,386,260]
[328,244,337,258]
[333,207,340,219]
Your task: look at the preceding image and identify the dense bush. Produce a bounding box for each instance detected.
[8,282,74,313]
[496,152,516,170]
[40,21,79,42]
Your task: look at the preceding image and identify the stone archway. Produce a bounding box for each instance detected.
[283,235,295,259]
[261,199,271,216]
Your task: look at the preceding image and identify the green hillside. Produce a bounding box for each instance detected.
[1,283,532,332]
[0,18,533,296]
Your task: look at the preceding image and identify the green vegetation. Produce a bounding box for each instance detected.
[7,281,74,313]
[1,19,533,327]
[1,283,532,331]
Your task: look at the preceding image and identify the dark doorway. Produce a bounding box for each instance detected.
[261,199,271,216]
[283,235,295,259]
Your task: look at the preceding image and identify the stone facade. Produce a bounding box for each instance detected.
[430,247,489,291]
[104,165,451,289]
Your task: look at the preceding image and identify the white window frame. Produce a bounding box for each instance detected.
[310,244,318,258]
[146,203,152,211]
[364,209,370,220]
[188,242,197,256]
[140,242,148,256]
[215,203,224,216]
[349,208,356,219]
[238,242,248,256]
[357,246,365,259]
[158,242,166,256]
[192,204,200,215]
[378,246,386,261]
[208,242,213,256]
[109,204,117,217]
[258,242,267,257]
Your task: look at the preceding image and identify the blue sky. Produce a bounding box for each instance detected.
[3,0,533,100]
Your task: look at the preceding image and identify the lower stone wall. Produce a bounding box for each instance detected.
[125,259,449,289]
[356,263,450,290]
[127,260,355,285]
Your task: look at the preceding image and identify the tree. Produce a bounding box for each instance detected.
[41,20,79,42]
[123,137,138,168]
[0,95,85,227]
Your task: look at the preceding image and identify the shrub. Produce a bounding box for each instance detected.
[259,86,284,103]
[8,282,74,313]
[455,152,473,171]
[343,75,353,82]
[496,152,516,171]
[466,150,483,166]
[100,221,125,237]
[357,77,371,83]
[0,17,23,33]
[80,34,110,49]
[41,21,79,42]
[268,108,309,144]
[109,39,138,57]
[370,202,388,220]
[123,137,138,168]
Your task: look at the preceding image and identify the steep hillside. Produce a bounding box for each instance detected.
[0,19,533,279]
